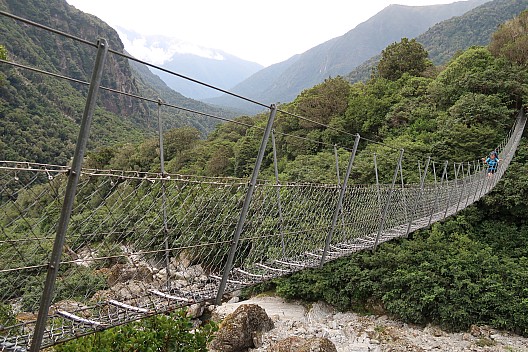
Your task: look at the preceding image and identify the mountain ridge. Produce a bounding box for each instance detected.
[346,0,528,83]
[117,29,264,100]
[205,0,489,113]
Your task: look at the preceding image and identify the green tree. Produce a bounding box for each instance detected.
[377,38,432,81]
[489,10,528,67]
[0,45,7,60]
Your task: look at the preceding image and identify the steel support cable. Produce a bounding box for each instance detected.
[0,10,269,110]
[1,10,421,164]
[0,59,360,155]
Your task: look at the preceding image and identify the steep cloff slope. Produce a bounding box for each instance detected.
[347,0,528,83]
[206,0,488,113]
[0,0,236,164]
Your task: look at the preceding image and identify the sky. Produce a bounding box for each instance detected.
[66,0,466,67]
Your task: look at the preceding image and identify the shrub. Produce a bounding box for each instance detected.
[54,309,217,352]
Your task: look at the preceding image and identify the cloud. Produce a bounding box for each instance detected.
[117,29,224,65]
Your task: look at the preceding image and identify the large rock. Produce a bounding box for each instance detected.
[107,263,153,286]
[268,337,337,352]
[209,304,274,352]
[268,336,337,352]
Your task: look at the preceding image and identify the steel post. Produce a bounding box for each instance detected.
[406,156,430,236]
[373,153,382,216]
[373,149,404,251]
[157,100,171,291]
[271,130,285,257]
[320,134,361,267]
[442,162,451,219]
[456,162,466,212]
[444,162,456,218]
[399,160,409,230]
[334,144,346,228]
[464,162,473,207]
[429,161,448,226]
[215,104,278,305]
[30,39,108,352]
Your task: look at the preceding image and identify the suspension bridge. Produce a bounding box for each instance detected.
[0,10,526,352]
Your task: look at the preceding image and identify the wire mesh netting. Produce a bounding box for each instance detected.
[0,8,527,351]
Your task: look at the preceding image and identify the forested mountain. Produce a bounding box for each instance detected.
[347,0,528,83]
[205,0,488,113]
[118,29,263,100]
[0,0,235,165]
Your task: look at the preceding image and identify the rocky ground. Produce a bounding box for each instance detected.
[213,296,528,352]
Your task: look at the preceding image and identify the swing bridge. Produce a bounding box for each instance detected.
[0,11,526,351]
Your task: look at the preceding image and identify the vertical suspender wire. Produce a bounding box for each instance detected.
[456,162,466,212]
[373,149,404,252]
[475,160,484,203]
[444,162,456,219]
[471,160,478,204]
[442,162,451,219]
[373,153,382,220]
[428,161,447,227]
[30,39,108,352]
[464,162,473,207]
[478,158,489,200]
[320,134,361,267]
[271,130,285,257]
[427,161,438,226]
[215,104,277,305]
[406,156,430,236]
[334,145,345,229]
[157,99,171,291]
[399,159,409,232]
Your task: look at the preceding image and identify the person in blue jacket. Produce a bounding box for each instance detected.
[482,151,499,176]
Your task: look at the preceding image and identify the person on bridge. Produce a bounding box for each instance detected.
[482,151,499,176]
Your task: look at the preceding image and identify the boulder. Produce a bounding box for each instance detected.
[209,304,274,352]
[107,263,153,286]
[187,303,205,319]
[91,280,145,302]
[268,336,337,352]
[49,300,91,317]
[307,301,334,322]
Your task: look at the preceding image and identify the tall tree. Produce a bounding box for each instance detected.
[489,10,528,67]
[377,38,432,81]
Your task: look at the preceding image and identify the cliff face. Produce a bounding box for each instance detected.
[0,0,147,121]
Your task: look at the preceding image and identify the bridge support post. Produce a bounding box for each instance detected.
[320,134,360,267]
[406,156,430,236]
[444,162,456,219]
[271,130,285,257]
[373,153,382,219]
[373,148,404,252]
[428,161,448,227]
[455,162,466,212]
[30,39,108,352]
[215,104,277,305]
[334,145,346,229]
[156,100,171,291]
[399,160,409,230]
[465,162,474,207]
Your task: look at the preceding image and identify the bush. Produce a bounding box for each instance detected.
[54,309,217,352]
[274,215,528,336]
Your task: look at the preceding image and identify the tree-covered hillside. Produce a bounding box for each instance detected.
[347,0,528,83]
[0,0,235,165]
